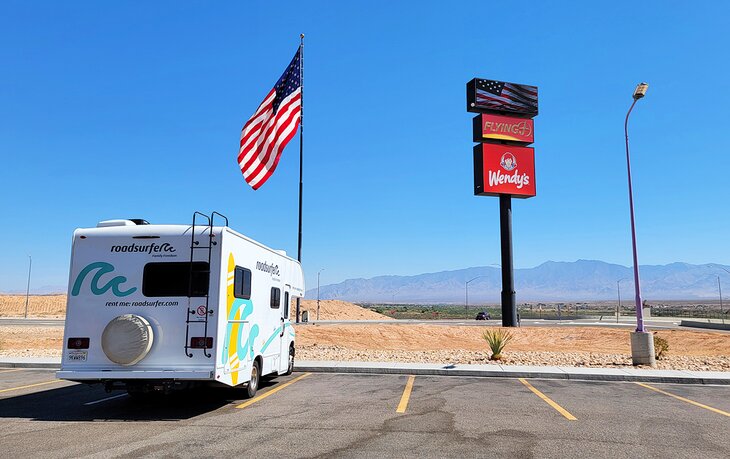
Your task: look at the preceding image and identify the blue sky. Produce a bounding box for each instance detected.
[1,1,729,293]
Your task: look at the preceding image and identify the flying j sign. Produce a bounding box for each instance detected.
[473,143,536,198]
[472,113,534,144]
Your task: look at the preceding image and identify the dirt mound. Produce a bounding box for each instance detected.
[290,299,392,321]
[295,323,730,356]
[0,295,66,317]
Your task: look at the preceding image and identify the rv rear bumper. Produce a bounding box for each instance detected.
[56,369,215,381]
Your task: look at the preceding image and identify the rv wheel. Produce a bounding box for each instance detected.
[246,360,260,398]
[284,345,295,376]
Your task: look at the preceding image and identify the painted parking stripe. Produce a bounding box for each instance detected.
[635,383,730,417]
[84,393,128,406]
[236,372,311,409]
[396,375,416,413]
[0,380,63,394]
[519,378,577,421]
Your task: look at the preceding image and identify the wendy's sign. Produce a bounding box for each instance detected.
[473,143,536,198]
[473,113,534,144]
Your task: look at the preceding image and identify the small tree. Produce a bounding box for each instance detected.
[482,329,514,361]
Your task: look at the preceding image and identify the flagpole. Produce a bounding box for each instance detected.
[295,33,304,323]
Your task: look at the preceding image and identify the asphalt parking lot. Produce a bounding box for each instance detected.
[0,369,728,458]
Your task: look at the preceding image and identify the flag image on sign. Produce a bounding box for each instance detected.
[238,48,302,190]
[467,78,538,116]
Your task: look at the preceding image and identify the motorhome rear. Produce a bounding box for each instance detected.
[57,213,304,397]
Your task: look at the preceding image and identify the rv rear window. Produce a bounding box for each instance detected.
[270,287,281,309]
[234,267,252,300]
[142,262,210,297]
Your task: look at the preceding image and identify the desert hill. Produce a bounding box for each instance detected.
[289,299,392,321]
[0,294,392,321]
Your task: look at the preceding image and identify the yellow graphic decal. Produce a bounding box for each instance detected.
[226,253,241,385]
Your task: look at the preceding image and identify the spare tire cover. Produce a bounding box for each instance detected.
[101,314,154,365]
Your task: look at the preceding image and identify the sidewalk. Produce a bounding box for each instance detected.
[2,357,728,385]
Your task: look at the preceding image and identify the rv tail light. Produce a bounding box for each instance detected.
[190,337,213,349]
[68,337,90,349]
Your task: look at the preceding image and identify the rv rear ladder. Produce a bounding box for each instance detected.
[184,211,228,358]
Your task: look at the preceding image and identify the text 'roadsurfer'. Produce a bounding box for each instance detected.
[57,212,304,399]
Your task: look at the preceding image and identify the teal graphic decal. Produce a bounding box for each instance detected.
[222,298,260,365]
[71,262,137,297]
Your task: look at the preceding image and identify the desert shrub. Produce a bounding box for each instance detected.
[654,334,669,360]
[482,329,514,361]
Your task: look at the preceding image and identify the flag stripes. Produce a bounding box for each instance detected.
[238,48,302,190]
[472,79,538,115]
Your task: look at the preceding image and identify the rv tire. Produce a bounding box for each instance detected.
[246,360,260,398]
[284,344,295,376]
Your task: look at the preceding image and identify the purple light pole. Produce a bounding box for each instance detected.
[624,82,655,366]
[624,82,648,332]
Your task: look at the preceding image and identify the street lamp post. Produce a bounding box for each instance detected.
[616,278,629,323]
[718,276,724,325]
[624,82,655,366]
[316,269,324,320]
[24,255,32,319]
[465,276,487,315]
[713,265,729,324]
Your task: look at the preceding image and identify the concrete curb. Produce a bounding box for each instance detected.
[680,320,730,331]
[2,359,728,385]
[294,361,730,385]
[0,358,60,369]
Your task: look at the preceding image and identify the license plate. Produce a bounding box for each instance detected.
[68,351,87,361]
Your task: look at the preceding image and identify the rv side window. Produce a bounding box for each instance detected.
[270,287,281,309]
[142,262,209,297]
[234,267,252,300]
[284,292,289,318]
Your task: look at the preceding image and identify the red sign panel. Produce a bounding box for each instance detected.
[473,114,534,144]
[473,143,536,198]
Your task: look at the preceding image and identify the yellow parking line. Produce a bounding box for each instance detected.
[519,378,577,421]
[635,383,730,417]
[0,379,63,394]
[236,372,311,409]
[396,375,415,413]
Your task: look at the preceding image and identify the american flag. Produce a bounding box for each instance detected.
[474,79,538,115]
[238,48,302,190]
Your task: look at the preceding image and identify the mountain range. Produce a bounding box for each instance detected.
[306,260,729,303]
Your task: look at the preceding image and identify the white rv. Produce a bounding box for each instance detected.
[57,212,304,398]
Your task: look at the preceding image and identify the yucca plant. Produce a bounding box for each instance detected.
[482,329,514,361]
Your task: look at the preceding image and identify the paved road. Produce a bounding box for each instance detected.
[1,369,728,458]
[0,318,65,326]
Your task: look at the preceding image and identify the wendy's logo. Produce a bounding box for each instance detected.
[500,153,517,171]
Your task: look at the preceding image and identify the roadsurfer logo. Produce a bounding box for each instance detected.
[256,261,280,277]
[71,262,137,297]
[110,243,176,254]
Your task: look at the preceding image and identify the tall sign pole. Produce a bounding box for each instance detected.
[499,196,516,326]
[467,79,538,327]
[295,34,305,323]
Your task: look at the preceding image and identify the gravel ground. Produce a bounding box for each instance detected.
[4,345,729,371]
[297,344,730,371]
[2,322,728,372]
